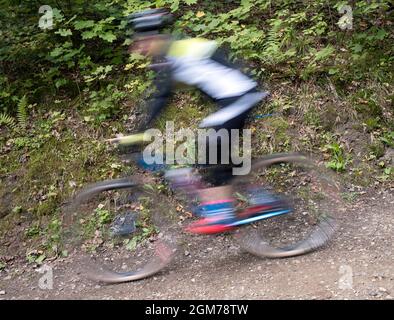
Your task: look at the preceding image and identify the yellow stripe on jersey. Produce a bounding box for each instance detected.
[167,38,218,59]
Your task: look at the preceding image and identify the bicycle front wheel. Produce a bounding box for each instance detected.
[62,177,179,283]
[232,153,342,258]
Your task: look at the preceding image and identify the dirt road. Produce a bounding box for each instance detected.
[1,189,393,300]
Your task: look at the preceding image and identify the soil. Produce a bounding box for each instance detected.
[0,187,393,300]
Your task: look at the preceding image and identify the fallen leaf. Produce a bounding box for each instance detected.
[196,11,205,18]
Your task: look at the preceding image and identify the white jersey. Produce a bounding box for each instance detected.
[166,38,256,100]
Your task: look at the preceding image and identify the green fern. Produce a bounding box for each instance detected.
[17,95,28,129]
[0,112,17,130]
[261,18,286,64]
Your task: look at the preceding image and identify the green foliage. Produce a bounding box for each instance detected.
[84,84,126,123]
[1,1,130,115]
[123,223,157,251]
[1,0,392,117]
[0,112,16,130]
[84,205,113,237]
[16,96,29,130]
[0,96,30,131]
[25,224,41,238]
[369,141,385,159]
[380,131,394,148]
[26,251,47,265]
[45,217,63,252]
[323,142,350,172]
[95,207,112,225]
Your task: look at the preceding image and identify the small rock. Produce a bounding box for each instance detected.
[0,290,6,295]
[368,290,379,297]
[382,148,394,163]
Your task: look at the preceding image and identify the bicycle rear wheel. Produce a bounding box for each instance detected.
[62,177,179,283]
[232,153,342,258]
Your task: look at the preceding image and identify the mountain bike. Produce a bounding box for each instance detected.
[63,135,341,284]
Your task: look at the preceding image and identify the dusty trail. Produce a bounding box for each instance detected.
[1,190,393,300]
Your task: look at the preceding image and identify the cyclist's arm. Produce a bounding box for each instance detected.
[144,66,173,128]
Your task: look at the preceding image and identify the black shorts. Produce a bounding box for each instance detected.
[202,88,260,186]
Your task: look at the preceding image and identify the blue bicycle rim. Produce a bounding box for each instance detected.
[229,209,292,227]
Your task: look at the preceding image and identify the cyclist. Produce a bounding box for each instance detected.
[128,9,269,234]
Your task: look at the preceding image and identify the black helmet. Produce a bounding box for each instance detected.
[127,8,173,35]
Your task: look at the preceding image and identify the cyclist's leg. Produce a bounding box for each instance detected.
[186,91,261,233]
[203,87,260,187]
